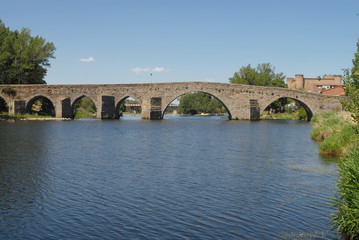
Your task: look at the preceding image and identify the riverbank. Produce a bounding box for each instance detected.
[311,111,359,239]
[0,113,71,121]
[261,110,306,120]
[310,112,358,156]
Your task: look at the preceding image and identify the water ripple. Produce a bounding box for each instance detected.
[0,118,339,239]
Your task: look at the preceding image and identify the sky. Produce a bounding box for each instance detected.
[0,0,358,85]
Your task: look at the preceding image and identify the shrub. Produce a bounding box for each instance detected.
[297,107,307,120]
[332,146,359,239]
[311,112,358,156]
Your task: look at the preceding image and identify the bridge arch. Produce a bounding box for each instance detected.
[260,96,313,121]
[161,91,232,119]
[0,94,9,113]
[115,96,142,118]
[71,95,98,108]
[71,95,98,119]
[26,95,56,116]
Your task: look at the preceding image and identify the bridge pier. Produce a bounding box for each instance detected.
[9,100,26,115]
[99,96,118,119]
[141,97,163,120]
[250,99,260,120]
[56,97,72,118]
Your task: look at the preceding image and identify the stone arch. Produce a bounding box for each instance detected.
[0,94,9,113]
[71,95,98,109]
[260,96,313,121]
[71,95,98,119]
[26,95,56,116]
[161,91,232,119]
[115,95,142,118]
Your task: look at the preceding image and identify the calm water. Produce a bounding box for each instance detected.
[0,116,339,239]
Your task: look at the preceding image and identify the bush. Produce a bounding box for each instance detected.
[332,146,359,239]
[297,107,307,120]
[311,112,358,156]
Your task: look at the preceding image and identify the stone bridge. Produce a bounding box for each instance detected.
[0,82,343,120]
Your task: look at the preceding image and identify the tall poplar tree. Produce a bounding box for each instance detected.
[0,19,55,84]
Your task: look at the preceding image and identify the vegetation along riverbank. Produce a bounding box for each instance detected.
[311,40,359,239]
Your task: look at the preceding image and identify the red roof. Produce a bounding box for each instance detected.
[321,86,346,96]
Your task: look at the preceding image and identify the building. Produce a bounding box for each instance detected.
[287,74,343,94]
[321,86,346,96]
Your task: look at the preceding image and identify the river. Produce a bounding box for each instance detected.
[0,116,339,239]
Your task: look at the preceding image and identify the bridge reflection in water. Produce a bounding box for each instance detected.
[0,82,342,120]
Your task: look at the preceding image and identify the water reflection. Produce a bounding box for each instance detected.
[0,122,56,235]
[0,118,339,239]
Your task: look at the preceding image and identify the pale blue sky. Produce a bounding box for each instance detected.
[0,0,358,84]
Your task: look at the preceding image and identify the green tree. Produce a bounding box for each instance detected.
[340,40,359,125]
[229,63,287,87]
[178,92,227,115]
[73,97,96,118]
[230,63,288,112]
[332,40,359,240]
[0,19,55,84]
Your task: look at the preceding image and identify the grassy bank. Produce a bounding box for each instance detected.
[311,112,359,239]
[261,109,307,120]
[0,113,57,120]
[332,146,359,239]
[310,112,359,156]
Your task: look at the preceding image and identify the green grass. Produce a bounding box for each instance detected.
[312,112,359,239]
[332,146,359,239]
[0,112,56,119]
[261,109,307,120]
[310,112,359,156]
[74,111,96,119]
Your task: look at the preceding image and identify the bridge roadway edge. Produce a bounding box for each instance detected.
[0,82,343,121]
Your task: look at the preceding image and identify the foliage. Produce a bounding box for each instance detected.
[229,63,288,110]
[0,113,55,119]
[261,106,306,120]
[0,19,55,84]
[1,87,16,96]
[310,112,358,156]
[178,92,227,115]
[340,40,359,127]
[332,39,359,240]
[73,97,96,118]
[118,99,141,114]
[332,146,359,240]
[261,100,308,120]
[30,97,55,116]
[229,63,286,87]
[297,106,307,120]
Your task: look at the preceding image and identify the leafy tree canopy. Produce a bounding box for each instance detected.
[0,19,55,84]
[230,63,288,111]
[341,40,359,125]
[229,63,287,88]
[178,92,227,115]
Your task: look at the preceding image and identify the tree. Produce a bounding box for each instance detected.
[332,40,359,240]
[230,63,288,112]
[73,97,96,118]
[0,19,55,84]
[229,63,287,87]
[340,40,359,125]
[178,92,227,115]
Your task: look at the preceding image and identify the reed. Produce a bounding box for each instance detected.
[332,146,359,239]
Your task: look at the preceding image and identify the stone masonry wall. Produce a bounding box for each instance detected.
[0,82,342,120]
